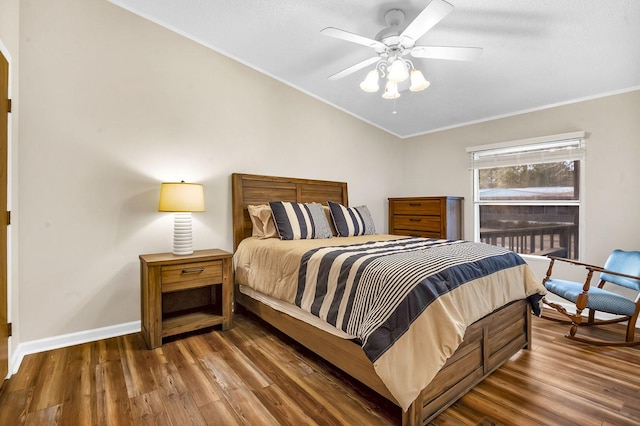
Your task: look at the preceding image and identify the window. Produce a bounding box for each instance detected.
[468,132,585,260]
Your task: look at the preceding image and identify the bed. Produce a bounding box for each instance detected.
[231,173,545,425]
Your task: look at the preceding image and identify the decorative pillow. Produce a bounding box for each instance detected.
[323,205,338,236]
[247,204,278,239]
[305,203,333,239]
[327,201,377,237]
[269,201,333,240]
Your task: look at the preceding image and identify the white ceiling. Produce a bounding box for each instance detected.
[109,0,640,138]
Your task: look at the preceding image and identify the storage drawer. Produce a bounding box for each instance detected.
[392,216,441,232]
[161,260,223,292]
[391,199,441,215]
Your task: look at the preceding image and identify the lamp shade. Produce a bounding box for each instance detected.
[360,70,380,93]
[410,69,431,92]
[382,80,400,100]
[387,59,409,83]
[158,182,205,212]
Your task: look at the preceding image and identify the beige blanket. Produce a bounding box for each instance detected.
[233,235,545,411]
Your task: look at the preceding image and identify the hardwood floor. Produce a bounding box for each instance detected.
[1,311,639,425]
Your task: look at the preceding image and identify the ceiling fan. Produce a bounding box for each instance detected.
[321,0,482,98]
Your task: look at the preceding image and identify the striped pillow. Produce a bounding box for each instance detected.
[269,202,333,240]
[327,201,377,237]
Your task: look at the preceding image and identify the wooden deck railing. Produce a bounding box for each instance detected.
[480,224,579,259]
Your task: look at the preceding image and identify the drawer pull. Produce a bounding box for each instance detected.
[181,267,205,274]
[409,203,422,206]
[409,218,422,222]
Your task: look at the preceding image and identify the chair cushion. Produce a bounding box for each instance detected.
[544,279,637,317]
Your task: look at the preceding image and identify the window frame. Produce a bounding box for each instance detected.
[468,132,586,260]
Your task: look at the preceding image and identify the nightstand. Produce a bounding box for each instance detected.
[139,249,233,349]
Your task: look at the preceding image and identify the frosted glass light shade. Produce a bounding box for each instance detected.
[410,69,431,92]
[382,80,400,99]
[158,181,205,255]
[360,70,380,92]
[387,59,409,82]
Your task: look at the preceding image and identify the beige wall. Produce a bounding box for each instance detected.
[402,90,640,281]
[16,0,401,343]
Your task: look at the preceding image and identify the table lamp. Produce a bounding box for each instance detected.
[158,181,205,255]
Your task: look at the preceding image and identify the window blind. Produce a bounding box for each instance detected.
[467,131,586,170]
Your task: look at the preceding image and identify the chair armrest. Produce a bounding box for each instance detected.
[547,256,603,270]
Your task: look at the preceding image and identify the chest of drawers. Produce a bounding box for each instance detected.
[388,196,463,239]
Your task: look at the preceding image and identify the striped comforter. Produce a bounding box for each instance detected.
[295,237,537,362]
[234,235,545,410]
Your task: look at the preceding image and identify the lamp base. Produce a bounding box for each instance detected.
[172,212,194,255]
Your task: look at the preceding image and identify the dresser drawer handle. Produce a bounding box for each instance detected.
[409,218,422,222]
[409,203,422,206]
[181,267,205,274]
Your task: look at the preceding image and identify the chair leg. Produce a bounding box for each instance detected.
[542,298,640,346]
[565,333,640,347]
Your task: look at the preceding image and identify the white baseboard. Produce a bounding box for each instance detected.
[10,320,141,375]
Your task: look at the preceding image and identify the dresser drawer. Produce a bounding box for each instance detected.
[161,260,223,293]
[392,216,441,233]
[392,199,441,215]
[391,229,442,238]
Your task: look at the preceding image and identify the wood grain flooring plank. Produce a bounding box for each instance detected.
[95,359,134,426]
[130,390,171,426]
[24,404,62,426]
[458,388,549,426]
[218,387,281,426]
[253,383,319,426]
[0,386,34,425]
[29,347,70,412]
[119,333,161,398]
[161,391,208,426]
[230,338,347,426]
[161,340,225,407]
[197,399,244,426]
[58,343,97,426]
[96,336,122,364]
[200,352,280,424]
[149,360,189,400]
[204,331,274,391]
[300,370,394,426]
[2,351,43,393]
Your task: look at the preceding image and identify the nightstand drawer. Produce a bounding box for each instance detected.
[392,199,441,215]
[161,260,223,292]
[392,216,441,232]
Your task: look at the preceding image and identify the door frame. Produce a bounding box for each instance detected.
[0,44,11,382]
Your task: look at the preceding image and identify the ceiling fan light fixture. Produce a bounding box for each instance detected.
[382,80,400,99]
[387,58,409,82]
[360,70,380,92]
[409,69,430,92]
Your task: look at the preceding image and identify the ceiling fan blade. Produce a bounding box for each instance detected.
[328,56,381,80]
[400,0,454,47]
[411,46,482,61]
[321,27,386,50]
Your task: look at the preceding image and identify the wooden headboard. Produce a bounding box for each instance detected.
[231,173,348,250]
